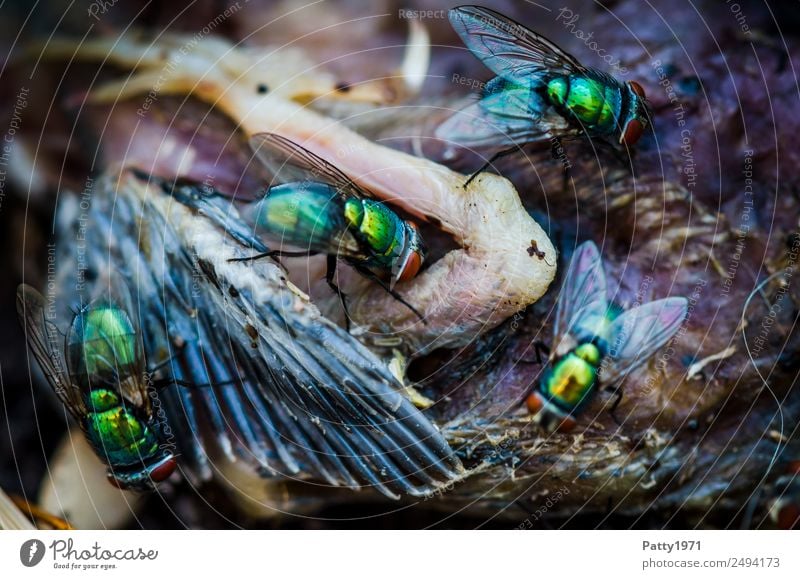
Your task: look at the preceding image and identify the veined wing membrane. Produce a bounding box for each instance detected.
[449,5,586,82]
[250,132,371,201]
[436,86,553,148]
[16,285,86,419]
[601,297,688,383]
[553,241,609,347]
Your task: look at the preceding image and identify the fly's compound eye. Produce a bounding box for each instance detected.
[149,457,177,483]
[628,80,646,99]
[396,221,425,283]
[525,392,544,415]
[397,251,423,283]
[620,119,645,146]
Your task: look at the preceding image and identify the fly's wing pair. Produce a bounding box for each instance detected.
[247,132,369,259]
[71,281,151,411]
[436,5,586,149]
[551,241,687,382]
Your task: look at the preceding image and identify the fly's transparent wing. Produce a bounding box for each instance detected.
[16,285,86,420]
[250,132,371,201]
[436,85,551,148]
[601,297,688,384]
[553,241,609,348]
[449,6,587,82]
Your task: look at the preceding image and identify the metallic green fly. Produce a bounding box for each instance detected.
[526,241,687,432]
[236,133,426,323]
[17,284,177,491]
[437,6,653,182]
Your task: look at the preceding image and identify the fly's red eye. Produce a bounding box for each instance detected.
[620,119,645,146]
[149,457,177,482]
[629,80,646,98]
[397,222,424,283]
[525,393,543,415]
[397,251,422,282]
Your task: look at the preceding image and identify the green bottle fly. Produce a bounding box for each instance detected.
[240,133,427,324]
[17,286,176,491]
[437,6,652,155]
[525,242,687,433]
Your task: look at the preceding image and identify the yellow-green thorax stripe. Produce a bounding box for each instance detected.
[344,199,405,260]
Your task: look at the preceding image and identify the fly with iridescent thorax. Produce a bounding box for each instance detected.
[437,6,653,184]
[235,133,427,325]
[527,242,687,432]
[17,285,179,491]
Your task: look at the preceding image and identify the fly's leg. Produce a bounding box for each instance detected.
[228,249,316,263]
[561,165,570,196]
[518,341,550,365]
[227,251,276,263]
[326,255,352,332]
[744,30,789,72]
[605,385,624,425]
[621,145,637,169]
[535,342,550,364]
[148,347,239,390]
[464,146,522,188]
[354,265,426,324]
[229,250,352,329]
[597,137,635,176]
[148,354,175,376]
[153,378,239,389]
